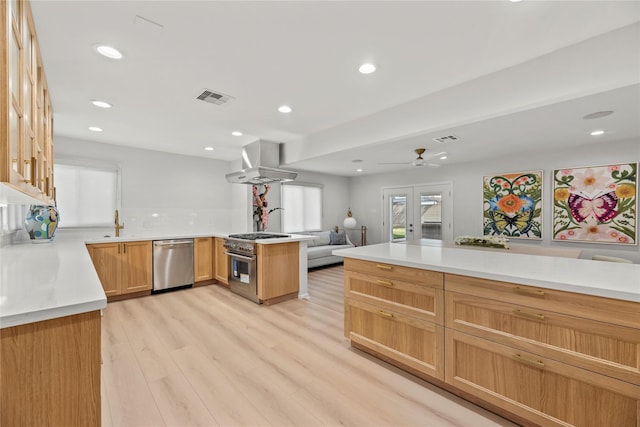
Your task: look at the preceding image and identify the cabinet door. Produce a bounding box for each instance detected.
[257,242,299,300]
[214,238,228,285]
[194,237,213,282]
[445,330,640,427]
[346,270,444,325]
[121,241,152,293]
[348,298,444,380]
[87,243,121,297]
[445,291,640,385]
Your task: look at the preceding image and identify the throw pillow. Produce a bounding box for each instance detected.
[329,230,347,245]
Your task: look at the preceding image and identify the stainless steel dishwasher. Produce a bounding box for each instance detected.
[152,239,194,292]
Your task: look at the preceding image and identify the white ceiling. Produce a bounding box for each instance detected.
[31,1,640,176]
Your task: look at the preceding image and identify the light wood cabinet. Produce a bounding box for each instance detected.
[1,0,55,203]
[443,273,640,426]
[1,310,101,427]
[445,273,640,329]
[344,258,444,380]
[257,241,299,304]
[446,330,640,427]
[194,237,214,283]
[214,237,228,286]
[343,258,640,427]
[445,290,640,385]
[87,240,153,299]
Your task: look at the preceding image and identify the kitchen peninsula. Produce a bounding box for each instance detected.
[0,229,314,426]
[334,243,640,427]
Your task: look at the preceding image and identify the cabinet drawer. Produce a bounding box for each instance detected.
[446,291,640,385]
[345,258,443,288]
[346,270,443,324]
[445,273,640,329]
[348,298,444,380]
[446,330,640,427]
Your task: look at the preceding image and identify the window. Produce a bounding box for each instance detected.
[281,182,322,232]
[54,161,119,227]
[0,204,26,234]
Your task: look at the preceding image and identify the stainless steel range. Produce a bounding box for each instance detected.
[223,233,289,303]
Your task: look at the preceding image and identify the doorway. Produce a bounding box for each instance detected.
[382,183,452,242]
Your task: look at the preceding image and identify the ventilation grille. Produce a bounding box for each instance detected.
[196,89,235,106]
[432,134,459,144]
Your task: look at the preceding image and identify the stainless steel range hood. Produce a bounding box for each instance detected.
[225,140,297,185]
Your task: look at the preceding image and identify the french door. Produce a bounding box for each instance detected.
[382,183,452,242]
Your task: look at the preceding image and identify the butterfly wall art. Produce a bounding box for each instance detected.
[553,163,637,244]
[483,171,542,239]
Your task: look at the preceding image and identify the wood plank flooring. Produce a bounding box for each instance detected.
[101,265,517,427]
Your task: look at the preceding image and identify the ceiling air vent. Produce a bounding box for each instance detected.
[196,89,235,106]
[432,134,459,144]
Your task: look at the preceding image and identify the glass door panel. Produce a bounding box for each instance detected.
[391,195,408,240]
[420,193,442,240]
[383,187,414,242]
[414,184,452,241]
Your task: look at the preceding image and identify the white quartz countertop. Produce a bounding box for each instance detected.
[1,229,316,328]
[83,231,316,244]
[1,233,107,328]
[333,243,640,302]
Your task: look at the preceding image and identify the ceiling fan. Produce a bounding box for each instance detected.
[377,148,446,167]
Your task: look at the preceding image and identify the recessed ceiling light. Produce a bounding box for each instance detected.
[583,110,614,120]
[590,130,605,136]
[231,131,243,136]
[204,146,215,151]
[440,156,447,160]
[88,126,103,132]
[278,105,292,113]
[151,213,159,218]
[356,169,363,172]
[95,45,123,59]
[358,63,376,74]
[509,0,523,3]
[91,100,112,108]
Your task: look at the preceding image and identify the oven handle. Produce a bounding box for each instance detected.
[225,252,256,261]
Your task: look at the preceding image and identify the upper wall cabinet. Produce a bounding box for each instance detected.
[1,0,55,204]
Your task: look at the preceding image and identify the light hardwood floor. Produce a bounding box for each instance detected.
[101,265,517,427]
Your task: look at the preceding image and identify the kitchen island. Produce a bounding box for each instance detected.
[333,243,640,427]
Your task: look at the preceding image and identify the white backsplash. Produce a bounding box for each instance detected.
[114,207,244,236]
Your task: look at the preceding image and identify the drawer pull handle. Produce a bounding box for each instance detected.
[376,280,394,287]
[378,310,394,318]
[376,264,393,270]
[512,309,545,321]
[512,353,545,368]
[512,286,545,297]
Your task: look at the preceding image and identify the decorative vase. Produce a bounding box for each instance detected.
[256,221,265,232]
[24,205,59,243]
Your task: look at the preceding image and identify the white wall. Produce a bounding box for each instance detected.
[54,138,350,237]
[348,139,640,262]
[56,136,237,235]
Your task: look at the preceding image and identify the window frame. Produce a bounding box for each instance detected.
[53,158,122,228]
[280,181,323,233]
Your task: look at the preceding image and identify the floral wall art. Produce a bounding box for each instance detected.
[483,171,543,239]
[553,163,637,244]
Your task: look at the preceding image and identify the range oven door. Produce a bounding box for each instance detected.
[225,252,260,304]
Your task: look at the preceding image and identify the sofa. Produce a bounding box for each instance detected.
[306,230,355,268]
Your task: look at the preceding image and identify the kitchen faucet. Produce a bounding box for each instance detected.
[115,209,124,237]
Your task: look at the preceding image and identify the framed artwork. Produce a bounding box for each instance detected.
[483,171,542,239]
[553,163,637,244]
